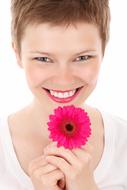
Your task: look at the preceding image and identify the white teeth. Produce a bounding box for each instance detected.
[49,89,76,98]
[64,92,69,98]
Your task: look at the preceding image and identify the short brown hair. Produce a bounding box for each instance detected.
[11,0,110,54]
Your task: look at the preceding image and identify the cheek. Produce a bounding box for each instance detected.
[81,65,100,85]
[24,66,47,87]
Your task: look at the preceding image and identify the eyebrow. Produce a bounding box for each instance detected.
[29,49,97,56]
[74,49,97,56]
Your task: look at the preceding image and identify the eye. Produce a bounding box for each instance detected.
[33,57,52,63]
[75,55,92,62]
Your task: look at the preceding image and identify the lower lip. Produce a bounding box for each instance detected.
[43,87,83,103]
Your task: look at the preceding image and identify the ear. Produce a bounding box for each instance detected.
[12,42,23,68]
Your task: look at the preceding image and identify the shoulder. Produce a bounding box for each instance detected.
[0,115,8,135]
[0,115,9,154]
[0,117,7,171]
[101,111,127,130]
[100,112,127,182]
[101,111,127,151]
[0,116,6,150]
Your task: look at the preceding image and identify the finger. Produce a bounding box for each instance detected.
[28,155,48,175]
[45,155,71,177]
[44,145,79,166]
[41,168,65,186]
[33,163,57,179]
[72,148,92,163]
[72,142,93,158]
[81,143,94,153]
[72,143,93,162]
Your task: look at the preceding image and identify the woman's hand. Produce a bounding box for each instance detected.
[44,143,98,190]
[28,155,65,190]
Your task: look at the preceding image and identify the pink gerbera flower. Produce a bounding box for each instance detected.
[47,105,91,149]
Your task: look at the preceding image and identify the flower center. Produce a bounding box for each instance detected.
[65,123,74,132]
[62,120,76,136]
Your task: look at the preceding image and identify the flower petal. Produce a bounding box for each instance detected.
[47,105,91,149]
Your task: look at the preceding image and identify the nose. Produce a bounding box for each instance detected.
[54,64,75,85]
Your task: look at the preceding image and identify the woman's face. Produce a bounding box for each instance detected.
[15,22,103,111]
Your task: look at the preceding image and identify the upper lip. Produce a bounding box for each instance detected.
[43,86,83,93]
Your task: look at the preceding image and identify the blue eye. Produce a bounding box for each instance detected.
[75,55,92,62]
[33,57,52,63]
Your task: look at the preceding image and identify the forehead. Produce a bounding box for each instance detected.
[21,22,102,52]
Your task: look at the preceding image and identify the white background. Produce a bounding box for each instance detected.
[0,0,127,119]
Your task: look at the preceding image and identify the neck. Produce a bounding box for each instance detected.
[27,99,51,141]
[21,98,96,143]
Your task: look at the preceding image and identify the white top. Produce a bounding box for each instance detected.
[0,111,127,190]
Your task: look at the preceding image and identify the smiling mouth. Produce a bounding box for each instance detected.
[42,86,83,103]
